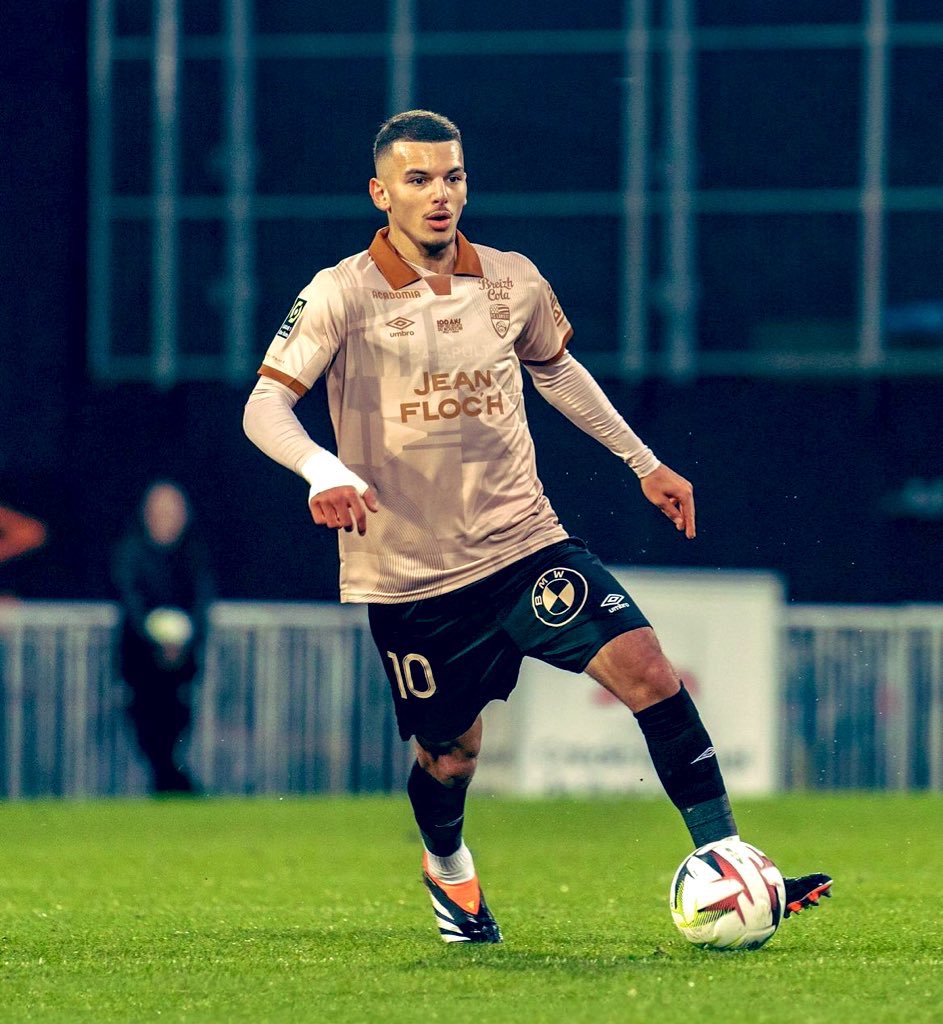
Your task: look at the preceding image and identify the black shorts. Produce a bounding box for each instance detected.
[367,538,650,743]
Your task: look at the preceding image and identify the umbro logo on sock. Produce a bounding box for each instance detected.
[690,746,716,764]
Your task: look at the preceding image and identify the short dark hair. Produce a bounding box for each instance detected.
[373,110,462,169]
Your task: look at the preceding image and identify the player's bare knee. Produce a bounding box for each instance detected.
[634,652,680,707]
[440,753,478,788]
[617,639,676,699]
[587,627,680,710]
[415,735,480,787]
[422,751,478,788]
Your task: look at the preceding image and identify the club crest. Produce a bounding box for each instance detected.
[489,303,510,338]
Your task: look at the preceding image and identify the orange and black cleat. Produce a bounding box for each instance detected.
[422,853,502,944]
[783,873,833,918]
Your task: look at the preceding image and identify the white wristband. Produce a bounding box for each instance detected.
[300,449,369,498]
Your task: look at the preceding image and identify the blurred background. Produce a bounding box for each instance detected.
[0,1,941,798]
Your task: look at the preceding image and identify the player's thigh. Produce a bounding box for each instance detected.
[500,538,651,674]
[584,626,680,712]
[368,599,521,744]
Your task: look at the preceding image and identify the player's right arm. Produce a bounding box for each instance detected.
[243,379,378,534]
[243,275,379,535]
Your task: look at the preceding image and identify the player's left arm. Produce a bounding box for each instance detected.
[525,352,695,539]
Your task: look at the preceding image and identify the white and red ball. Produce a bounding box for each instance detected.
[669,838,785,950]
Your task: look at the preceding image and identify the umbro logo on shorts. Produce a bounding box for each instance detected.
[531,567,588,627]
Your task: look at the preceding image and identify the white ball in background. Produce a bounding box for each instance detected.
[143,607,194,647]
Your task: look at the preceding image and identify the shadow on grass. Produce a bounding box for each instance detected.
[204,926,677,968]
[192,924,793,978]
[403,943,794,972]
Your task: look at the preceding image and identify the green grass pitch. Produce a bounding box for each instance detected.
[0,793,940,1023]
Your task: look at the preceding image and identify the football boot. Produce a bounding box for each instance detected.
[783,873,833,918]
[422,853,502,944]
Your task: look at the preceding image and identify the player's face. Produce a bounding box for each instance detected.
[370,140,467,261]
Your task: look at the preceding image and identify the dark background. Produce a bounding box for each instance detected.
[2,1,941,604]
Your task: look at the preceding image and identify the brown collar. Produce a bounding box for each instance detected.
[368,227,483,289]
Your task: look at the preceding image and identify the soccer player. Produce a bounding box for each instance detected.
[244,110,831,943]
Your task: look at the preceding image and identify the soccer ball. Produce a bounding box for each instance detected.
[669,838,785,951]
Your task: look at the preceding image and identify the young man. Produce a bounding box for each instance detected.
[244,110,831,944]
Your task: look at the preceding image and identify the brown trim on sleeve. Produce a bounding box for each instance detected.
[258,363,309,397]
[520,327,574,367]
[368,227,484,287]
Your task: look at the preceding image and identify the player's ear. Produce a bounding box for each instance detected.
[369,177,390,212]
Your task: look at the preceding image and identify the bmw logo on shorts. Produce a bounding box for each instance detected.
[532,567,588,627]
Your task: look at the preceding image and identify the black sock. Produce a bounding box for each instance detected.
[406,760,468,857]
[634,684,738,847]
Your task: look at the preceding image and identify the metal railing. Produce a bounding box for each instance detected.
[196,603,408,796]
[1,600,940,797]
[0,601,409,799]
[783,605,943,790]
[89,0,943,383]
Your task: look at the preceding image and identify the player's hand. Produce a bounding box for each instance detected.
[640,464,696,539]
[309,485,379,536]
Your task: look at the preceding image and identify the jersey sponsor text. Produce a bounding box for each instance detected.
[402,370,504,422]
[372,288,422,299]
[479,276,513,300]
[414,369,492,395]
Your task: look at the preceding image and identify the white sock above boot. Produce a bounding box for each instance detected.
[424,840,475,884]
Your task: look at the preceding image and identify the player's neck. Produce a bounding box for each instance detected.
[387,229,456,275]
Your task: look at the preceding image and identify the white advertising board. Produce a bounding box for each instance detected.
[475,569,783,797]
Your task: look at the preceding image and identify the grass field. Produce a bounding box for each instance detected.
[0,793,940,1023]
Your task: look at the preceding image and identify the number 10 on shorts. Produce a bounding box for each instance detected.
[386,651,438,699]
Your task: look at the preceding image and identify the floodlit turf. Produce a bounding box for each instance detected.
[0,793,940,1023]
